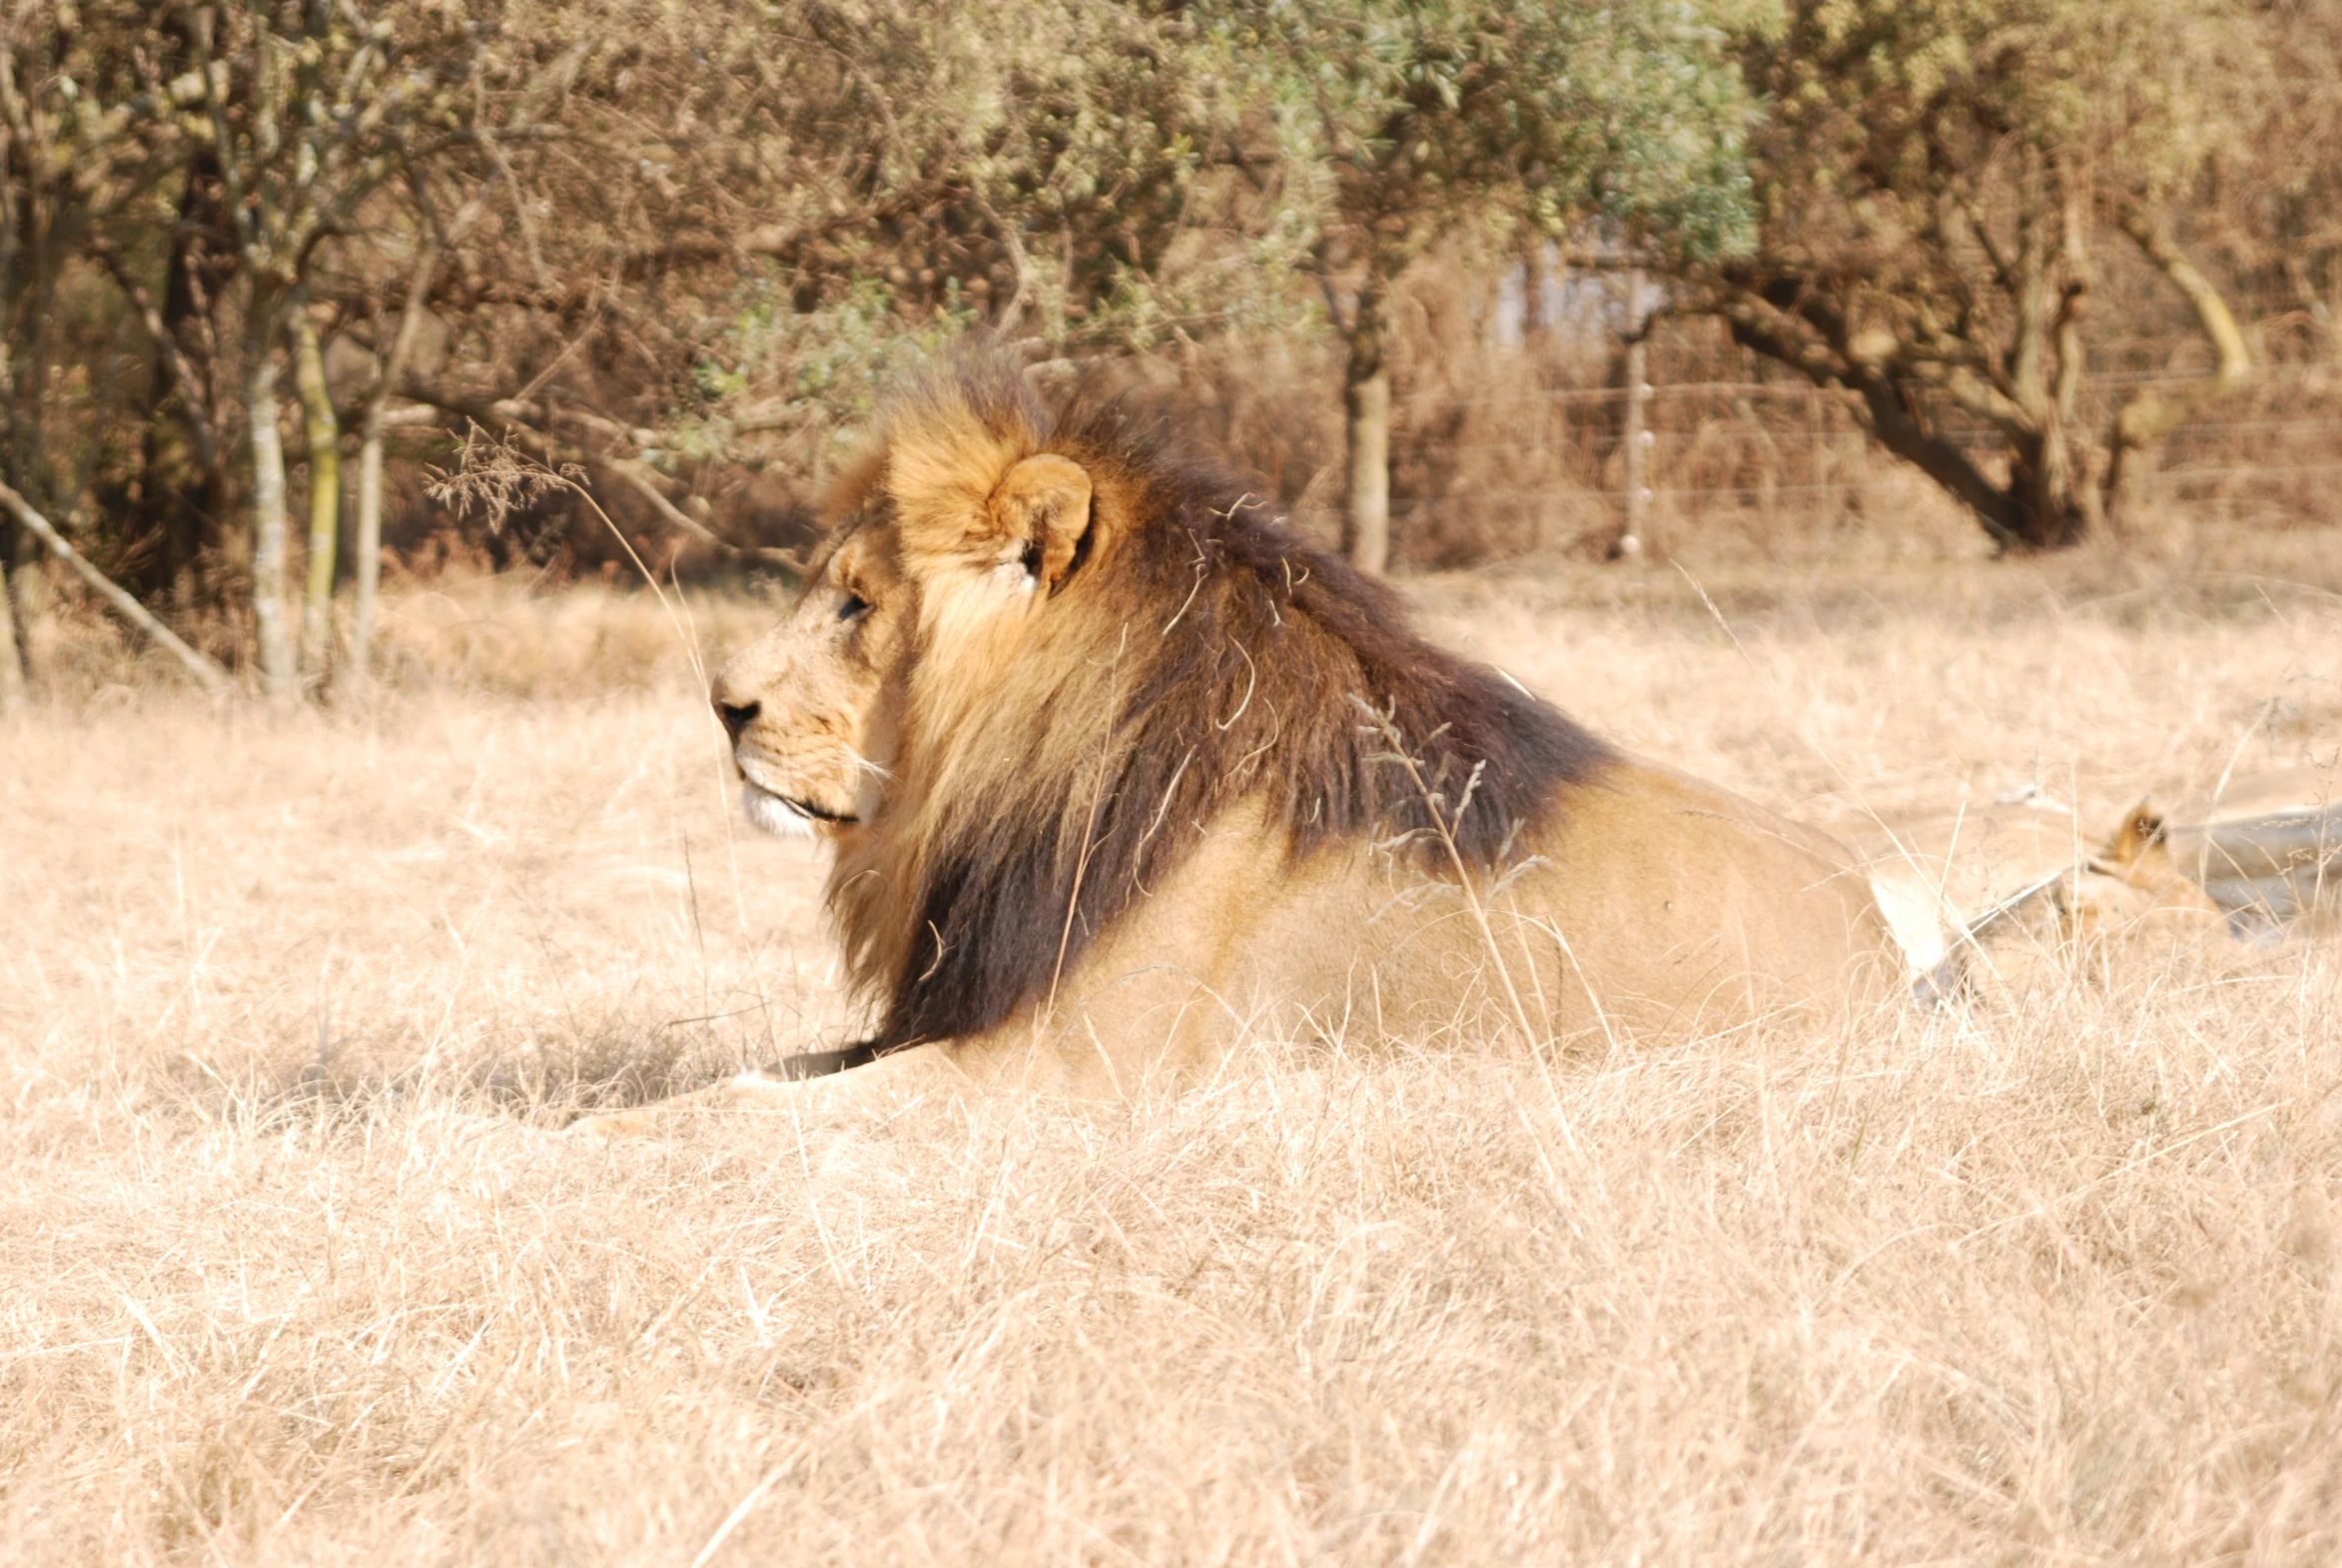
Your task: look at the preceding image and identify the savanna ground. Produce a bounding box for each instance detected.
[5,525,2342,1565]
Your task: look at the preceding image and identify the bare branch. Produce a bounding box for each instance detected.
[2110,210,2254,445]
[397,383,804,572]
[0,482,232,693]
[1719,294,2025,549]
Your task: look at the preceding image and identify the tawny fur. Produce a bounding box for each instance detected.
[581,356,1910,1133]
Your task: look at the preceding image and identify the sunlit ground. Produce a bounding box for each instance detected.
[4,532,2339,1564]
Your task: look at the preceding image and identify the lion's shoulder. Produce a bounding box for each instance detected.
[848,361,1613,1049]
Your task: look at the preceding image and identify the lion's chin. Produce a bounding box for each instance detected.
[740,784,821,841]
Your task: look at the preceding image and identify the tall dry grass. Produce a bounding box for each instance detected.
[4,534,2341,1564]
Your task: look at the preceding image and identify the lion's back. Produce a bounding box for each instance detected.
[1112,762,1903,1054]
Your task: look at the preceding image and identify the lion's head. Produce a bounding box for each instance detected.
[2067,800,2224,936]
[710,517,910,841]
[708,365,1081,843]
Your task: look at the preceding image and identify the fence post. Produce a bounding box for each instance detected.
[1614,271,1657,560]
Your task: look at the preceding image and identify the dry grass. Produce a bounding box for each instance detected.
[5,533,2342,1565]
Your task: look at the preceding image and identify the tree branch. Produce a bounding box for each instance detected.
[2104,208,2253,499]
[1720,290,2024,549]
[395,383,805,572]
[0,482,232,692]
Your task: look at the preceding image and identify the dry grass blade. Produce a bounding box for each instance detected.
[3,544,2340,1563]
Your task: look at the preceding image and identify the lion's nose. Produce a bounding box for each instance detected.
[715,698,760,741]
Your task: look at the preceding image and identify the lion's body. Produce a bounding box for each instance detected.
[578,362,1909,1135]
[918,764,1899,1099]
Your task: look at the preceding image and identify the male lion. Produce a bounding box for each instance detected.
[576,364,1915,1135]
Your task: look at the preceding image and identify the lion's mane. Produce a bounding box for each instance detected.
[836,362,1615,1053]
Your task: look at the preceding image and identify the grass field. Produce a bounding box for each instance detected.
[4,531,2341,1564]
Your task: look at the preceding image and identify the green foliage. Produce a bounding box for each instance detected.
[621,1,1266,447]
[1207,0,1759,270]
[5,0,2328,646]
[1747,0,2267,235]
[670,275,983,467]
[685,0,1759,456]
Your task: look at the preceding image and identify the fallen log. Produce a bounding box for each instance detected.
[2169,763,2341,933]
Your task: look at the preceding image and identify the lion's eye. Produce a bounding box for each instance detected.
[838,592,870,621]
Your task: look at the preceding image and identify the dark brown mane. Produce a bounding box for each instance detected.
[869,372,1615,1052]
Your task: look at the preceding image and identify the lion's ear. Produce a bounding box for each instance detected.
[2100,800,2165,867]
[988,454,1094,592]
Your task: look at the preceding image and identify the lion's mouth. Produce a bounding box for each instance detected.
[778,793,853,824]
[739,779,858,838]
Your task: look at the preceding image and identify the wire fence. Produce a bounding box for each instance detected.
[1376,363,2342,544]
[1393,364,2342,415]
[1392,462,2342,513]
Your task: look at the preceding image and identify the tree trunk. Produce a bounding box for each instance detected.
[1521,240,1548,342]
[1722,291,2092,554]
[0,535,24,712]
[2000,393,2099,550]
[1993,180,2097,550]
[351,418,387,691]
[4,517,34,650]
[291,292,340,680]
[2002,434,2094,549]
[2331,263,2342,370]
[2100,211,2253,520]
[0,116,30,700]
[0,235,57,689]
[352,175,486,692]
[1340,284,1391,575]
[245,290,298,703]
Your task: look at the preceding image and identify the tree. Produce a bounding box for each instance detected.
[0,2,476,697]
[644,0,1265,472]
[289,286,339,675]
[1209,0,1756,571]
[0,1,120,685]
[346,163,498,692]
[178,0,443,698]
[0,1,244,679]
[1705,0,2268,550]
[2198,0,2342,369]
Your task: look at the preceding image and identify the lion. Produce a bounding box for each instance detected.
[574,363,1919,1136]
[1851,791,2227,987]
